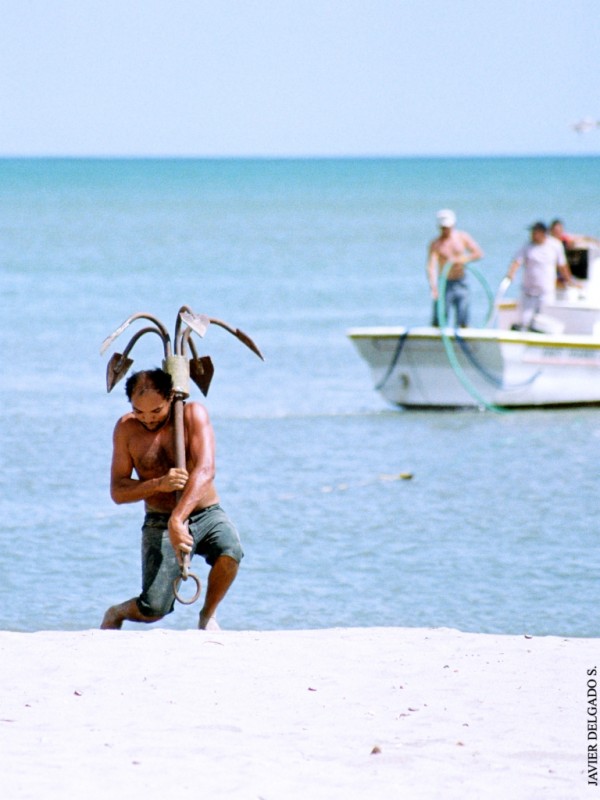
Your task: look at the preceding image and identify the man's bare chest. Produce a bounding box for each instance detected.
[130,430,175,477]
[435,237,464,260]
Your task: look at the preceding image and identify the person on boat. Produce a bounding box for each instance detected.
[549,218,577,248]
[549,218,600,249]
[427,209,484,327]
[101,368,243,631]
[506,222,571,330]
[549,219,579,289]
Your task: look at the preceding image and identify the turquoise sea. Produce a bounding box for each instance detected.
[1,156,599,635]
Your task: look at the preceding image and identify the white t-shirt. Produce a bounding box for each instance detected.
[513,237,567,296]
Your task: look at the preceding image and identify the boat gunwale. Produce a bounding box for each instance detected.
[346,326,600,351]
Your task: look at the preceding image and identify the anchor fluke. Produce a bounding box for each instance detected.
[106,353,134,393]
[179,310,210,338]
[189,356,215,396]
[232,327,265,361]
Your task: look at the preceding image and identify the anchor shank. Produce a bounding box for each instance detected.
[173,395,186,472]
[172,393,189,578]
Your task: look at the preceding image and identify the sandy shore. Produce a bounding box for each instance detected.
[1,627,596,799]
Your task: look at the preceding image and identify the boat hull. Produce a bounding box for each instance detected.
[348,326,600,408]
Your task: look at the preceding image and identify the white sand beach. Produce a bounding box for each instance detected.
[1,627,596,799]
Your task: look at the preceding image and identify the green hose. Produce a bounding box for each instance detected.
[436,262,509,414]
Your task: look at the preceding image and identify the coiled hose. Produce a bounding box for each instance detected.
[436,262,509,414]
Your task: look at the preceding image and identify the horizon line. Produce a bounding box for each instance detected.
[0,151,598,160]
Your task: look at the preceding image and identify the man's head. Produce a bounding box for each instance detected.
[125,369,173,431]
[530,221,547,244]
[436,209,456,230]
[549,219,564,238]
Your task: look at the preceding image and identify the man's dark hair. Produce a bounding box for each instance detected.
[125,369,173,402]
[530,221,547,234]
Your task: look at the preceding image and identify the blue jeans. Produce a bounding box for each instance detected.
[136,504,243,618]
[432,278,469,327]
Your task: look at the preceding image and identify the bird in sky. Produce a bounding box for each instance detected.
[571,118,600,134]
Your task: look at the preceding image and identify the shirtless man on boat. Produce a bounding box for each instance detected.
[101,368,243,631]
[427,209,484,327]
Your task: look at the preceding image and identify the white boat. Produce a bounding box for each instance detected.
[348,244,600,409]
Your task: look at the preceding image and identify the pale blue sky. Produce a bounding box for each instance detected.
[1,0,599,157]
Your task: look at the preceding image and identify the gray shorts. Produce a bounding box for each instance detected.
[136,504,243,618]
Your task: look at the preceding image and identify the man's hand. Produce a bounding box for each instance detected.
[158,468,189,493]
[168,516,194,565]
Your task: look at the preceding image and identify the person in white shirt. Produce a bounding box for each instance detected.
[506,222,571,330]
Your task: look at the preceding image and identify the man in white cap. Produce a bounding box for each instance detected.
[426,209,484,327]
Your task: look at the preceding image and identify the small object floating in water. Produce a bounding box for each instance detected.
[379,472,414,481]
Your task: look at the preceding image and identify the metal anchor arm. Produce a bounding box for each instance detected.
[207,317,265,361]
[121,326,169,359]
[100,312,172,356]
[105,325,172,393]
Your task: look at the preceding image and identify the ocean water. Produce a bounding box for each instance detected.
[1,156,599,636]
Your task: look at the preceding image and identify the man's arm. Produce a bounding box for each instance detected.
[506,250,523,282]
[556,255,573,283]
[568,233,600,247]
[426,243,440,299]
[460,232,483,264]
[168,403,217,559]
[110,419,187,505]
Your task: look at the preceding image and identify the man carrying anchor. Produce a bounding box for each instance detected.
[100,368,243,631]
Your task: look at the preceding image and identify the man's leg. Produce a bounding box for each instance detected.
[454,282,469,328]
[102,517,178,629]
[435,284,453,326]
[101,598,163,629]
[198,555,239,630]
[519,293,540,329]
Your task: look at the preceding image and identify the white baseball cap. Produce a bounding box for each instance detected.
[436,209,456,228]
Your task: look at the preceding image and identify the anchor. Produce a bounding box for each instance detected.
[100,305,264,605]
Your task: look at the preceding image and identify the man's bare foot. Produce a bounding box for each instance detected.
[198,614,221,631]
[100,598,162,629]
[100,606,123,630]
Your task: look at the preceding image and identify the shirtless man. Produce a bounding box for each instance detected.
[427,209,484,327]
[101,368,243,631]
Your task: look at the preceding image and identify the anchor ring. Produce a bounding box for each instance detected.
[173,572,202,605]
